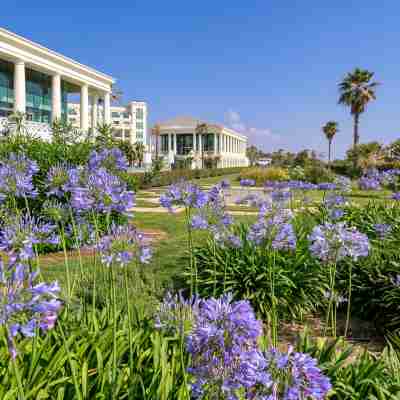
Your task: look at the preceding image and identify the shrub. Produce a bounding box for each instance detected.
[238,167,289,185]
[304,164,335,183]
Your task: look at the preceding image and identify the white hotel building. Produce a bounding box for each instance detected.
[155,116,248,169]
[67,101,149,147]
[0,27,114,138]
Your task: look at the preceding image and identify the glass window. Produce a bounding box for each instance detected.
[25,68,52,123]
[136,122,143,129]
[0,60,14,116]
[136,108,144,119]
[203,134,214,152]
[136,130,143,138]
[114,120,120,125]
[123,112,129,119]
[176,134,194,155]
[161,134,169,152]
[111,111,120,118]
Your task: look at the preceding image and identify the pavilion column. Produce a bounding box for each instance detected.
[91,94,99,133]
[14,61,26,113]
[214,133,218,155]
[80,84,89,131]
[193,132,197,153]
[104,91,111,124]
[51,74,62,122]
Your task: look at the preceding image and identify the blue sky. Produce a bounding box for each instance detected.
[2,1,400,158]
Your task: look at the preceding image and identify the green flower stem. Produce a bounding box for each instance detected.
[344,262,352,337]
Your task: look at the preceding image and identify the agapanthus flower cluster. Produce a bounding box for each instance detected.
[0,153,39,200]
[0,215,59,266]
[250,346,332,400]
[317,182,337,191]
[46,163,74,198]
[271,223,297,251]
[323,193,346,220]
[240,178,256,187]
[96,223,152,267]
[88,148,128,173]
[71,168,135,214]
[392,192,400,201]
[374,223,392,239]
[359,175,381,191]
[160,181,208,213]
[186,294,271,399]
[334,175,352,193]
[154,291,201,336]
[323,290,348,305]
[0,258,62,358]
[308,222,370,263]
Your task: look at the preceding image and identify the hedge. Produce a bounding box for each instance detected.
[130,167,249,189]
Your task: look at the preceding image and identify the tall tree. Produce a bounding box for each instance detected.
[134,142,145,167]
[322,121,339,164]
[338,68,379,166]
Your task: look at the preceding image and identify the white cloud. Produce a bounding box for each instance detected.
[224,110,280,150]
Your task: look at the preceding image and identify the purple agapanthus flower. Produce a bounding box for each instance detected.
[374,223,392,239]
[240,178,256,187]
[88,148,128,173]
[308,222,370,263]
[186,293,271,398]
[0,215,59,266]
[0,258,62,358]
[0,153,39,199]
[160,181,209,212]
[392,192,400,201]
[96,223,152,267]
[272,223,296,251]
[46,163,74,198]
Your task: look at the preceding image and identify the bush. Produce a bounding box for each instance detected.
[131,167,247,189]
[238,167,289,185]
[303,164,335,183]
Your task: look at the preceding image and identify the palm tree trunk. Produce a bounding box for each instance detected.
[328,140,332,165]
[353,113,360,167]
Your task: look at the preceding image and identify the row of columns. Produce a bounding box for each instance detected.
[12,59,111,131]
[162,132,246,155]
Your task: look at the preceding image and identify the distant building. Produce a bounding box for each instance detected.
[68,101,149,147]
[0,27,114,138]
[256,158,272,167]
[154,116,248,169]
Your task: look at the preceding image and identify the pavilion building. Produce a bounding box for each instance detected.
[154,116,248,169]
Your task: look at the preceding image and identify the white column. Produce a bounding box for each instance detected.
[14,61,26,113]
[80,84,89,131]
[214,133,218,155]
[193,132,197,153]
[104,92,111,124]
[91,94,99,132]
[51,74,62,122]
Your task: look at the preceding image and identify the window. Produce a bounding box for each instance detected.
[161,134,169,152]
[111,111,120,118]
[176,134,194,155]
[203,134,215,152]
[136,130,143,138]
[68,108,77,115]
[136,122,143,129]
[136,108,144,119]
[114,120,120,125]
[123,112,130,119]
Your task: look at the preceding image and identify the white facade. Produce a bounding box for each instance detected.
[67,101,149,147]
[154,116,248,169]
[0,27,114,138]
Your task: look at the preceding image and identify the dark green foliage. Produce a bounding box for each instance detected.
[193,219,329,321]
[297,335,400,399]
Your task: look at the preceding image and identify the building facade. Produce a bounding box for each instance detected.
[67,101,149,147]
[154,116,248,169]
[0,27,114,138]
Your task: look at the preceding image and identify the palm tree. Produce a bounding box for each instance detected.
[338,68,379,166]
[134,142,145,167]
[195,123,209,168]
[322,121,339,164]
